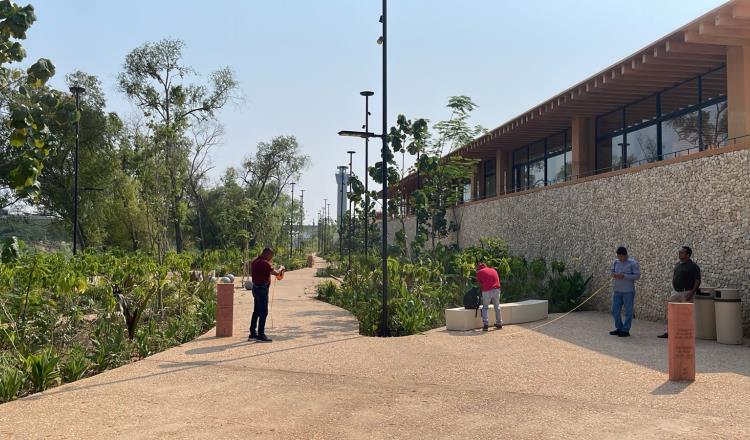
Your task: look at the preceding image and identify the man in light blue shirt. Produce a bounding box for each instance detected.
[610,246,641,337]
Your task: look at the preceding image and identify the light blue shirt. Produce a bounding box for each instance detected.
[611,257,641,293]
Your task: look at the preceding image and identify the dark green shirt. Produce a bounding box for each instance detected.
[672,259,700,291]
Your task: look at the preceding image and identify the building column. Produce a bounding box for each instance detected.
[571,116,595,177]
[727,45,750,139]
[495,149,510,195]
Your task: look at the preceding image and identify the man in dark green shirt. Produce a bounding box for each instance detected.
[658,246,701,338]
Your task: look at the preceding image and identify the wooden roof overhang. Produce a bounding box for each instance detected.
[449,0,750,160]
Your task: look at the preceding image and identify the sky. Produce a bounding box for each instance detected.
[23,0,725,222]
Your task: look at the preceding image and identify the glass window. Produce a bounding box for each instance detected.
[484,160,496,197]
[702,101,728,148]
[661,79,698,116]
[662,110,700,158]
[513,164,527,191]
[597,110,622,137]
[625,124,658,166]
[547,152,566,184]
[513,147,527,165]
[529,141,545,161]
[529,160,545,188]
[547,133,565,155]
[701,67,726,103]
[596,135,623,172]
[564,133,572,180]
[626,96,657,128]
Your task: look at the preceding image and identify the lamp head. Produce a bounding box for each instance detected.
[360,91,374,97]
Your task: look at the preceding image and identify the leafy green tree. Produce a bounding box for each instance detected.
[118,38,239,252]
[0,1,76,201]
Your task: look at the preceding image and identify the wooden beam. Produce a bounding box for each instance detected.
[685,29,750,46]
[714,14,750,29]
[699,21,750,39]
[642,52,720,68]
[666,39,726,55]
[732,4,750,20]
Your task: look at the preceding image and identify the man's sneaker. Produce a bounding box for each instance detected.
[256,335,272,342]
[494,323,503,329]
[248,333,258,341]
[482,325,489,332]
[657,332,669,339]
[609,330,621,336]
[617,331,630,337]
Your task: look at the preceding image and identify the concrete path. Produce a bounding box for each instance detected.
[1,257,749,439]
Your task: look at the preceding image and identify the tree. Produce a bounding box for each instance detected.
[0,1,76,203]
[118,38,239,252]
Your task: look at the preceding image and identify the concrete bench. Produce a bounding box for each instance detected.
[445,299,548,331]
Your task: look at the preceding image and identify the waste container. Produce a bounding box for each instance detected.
[714,288,743,345]
[694,287,717,340]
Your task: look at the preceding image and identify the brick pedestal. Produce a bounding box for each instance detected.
[216,283,234,337]
[668,302,695,382]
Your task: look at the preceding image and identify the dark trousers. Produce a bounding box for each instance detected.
[250,283,270,336]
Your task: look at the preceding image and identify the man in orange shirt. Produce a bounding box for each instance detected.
[476,262,503,331]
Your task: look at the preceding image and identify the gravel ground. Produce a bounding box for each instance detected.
[1,257,748,439]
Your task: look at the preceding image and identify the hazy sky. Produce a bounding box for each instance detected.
[25,0,724,222]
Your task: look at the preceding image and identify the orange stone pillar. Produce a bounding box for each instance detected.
[727,45,750,139]
[216,282,234,337]
[667,302,695,382]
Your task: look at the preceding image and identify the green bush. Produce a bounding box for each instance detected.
[0,366,25,402]
[61,345,89,383]
[317,237,592,336]
[21,347,60,392]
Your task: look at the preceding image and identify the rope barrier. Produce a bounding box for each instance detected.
[491,281,611,337]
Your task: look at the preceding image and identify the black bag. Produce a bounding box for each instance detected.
[463,287,481,312]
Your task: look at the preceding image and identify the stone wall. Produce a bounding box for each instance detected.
[387,146,750,335]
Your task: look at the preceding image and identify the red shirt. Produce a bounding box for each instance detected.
[476,265,501,292]
[251,257,273,285]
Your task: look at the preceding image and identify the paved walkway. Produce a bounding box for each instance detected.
[1,257,749,439]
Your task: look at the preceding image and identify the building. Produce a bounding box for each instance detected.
[335,166,350,226]
[389,0,750,334]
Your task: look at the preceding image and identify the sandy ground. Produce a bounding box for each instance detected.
[1,256,748,439]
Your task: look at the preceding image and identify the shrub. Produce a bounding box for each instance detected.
[21,347,60,392]
[61,345,89,383]
[0,366,25,402]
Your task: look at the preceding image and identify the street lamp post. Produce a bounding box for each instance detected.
[336,0,389,336]
[69,85,85,255]
[289,182,296,259]
[299,189,305,254]
[323,199,328,254]
[337,165,347,258]
[360,91,374,256]
[379,0,389,336]
[346,150,355,270]
[326,203,331,256]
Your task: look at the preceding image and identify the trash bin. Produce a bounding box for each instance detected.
[694,287,717,340]
[714,288,743,345]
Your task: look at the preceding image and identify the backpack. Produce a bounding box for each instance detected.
[463,287,481,316]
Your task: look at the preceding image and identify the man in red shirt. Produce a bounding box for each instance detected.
[249,247,285,342]
[476,262,502,331]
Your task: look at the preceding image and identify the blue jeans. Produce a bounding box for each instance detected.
[250,283,270,336]
[612,291,635,332]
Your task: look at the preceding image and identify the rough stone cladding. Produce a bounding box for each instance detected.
[387,147,750,334]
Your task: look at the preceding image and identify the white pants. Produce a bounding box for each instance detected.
[481,288,502,326]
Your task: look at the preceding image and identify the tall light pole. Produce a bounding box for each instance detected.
[379,0,389,336]
[361,91,373,257]
[346,150,355,270]
[326,203,331,256]
[336,1,389,336]
[289,182,296,259]
[337,165,347,257]
[69,85,85,255]
[299,189,305,254]
[323,199,328,254]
